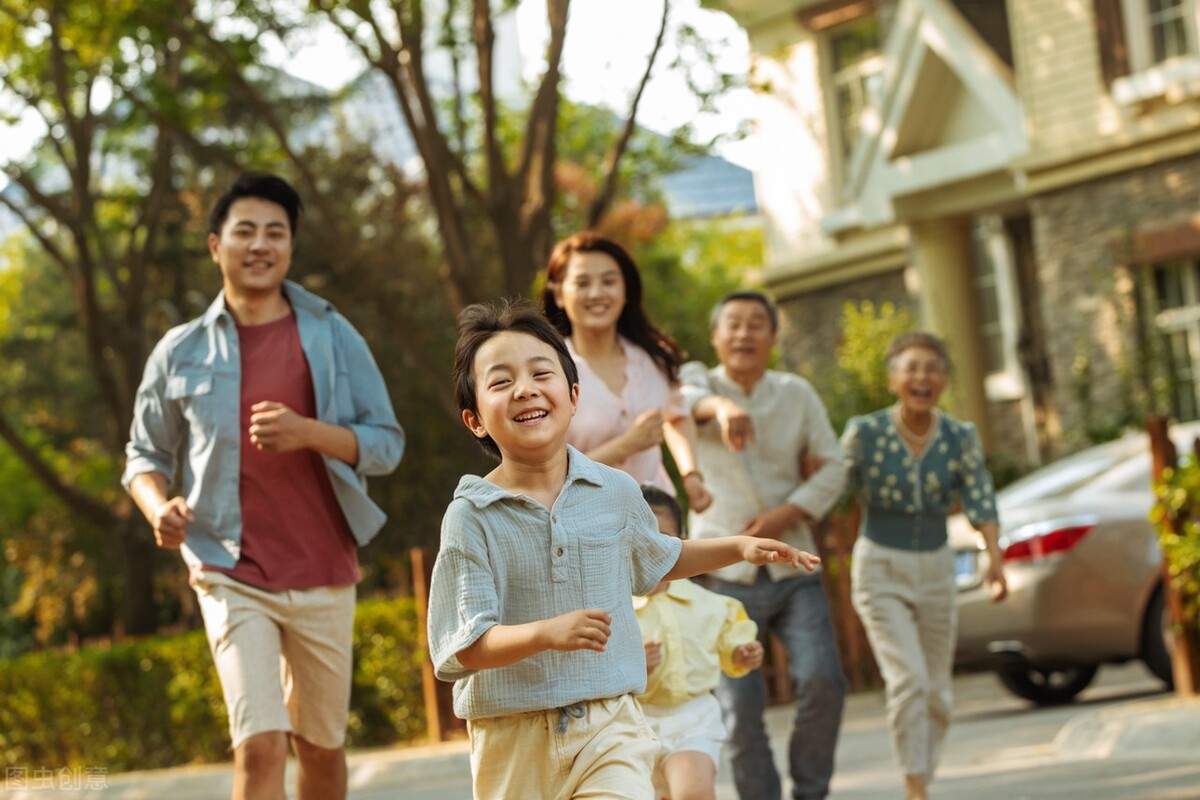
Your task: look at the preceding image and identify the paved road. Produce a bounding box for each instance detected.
[824,662,1198,799]
[22,661,1198,799]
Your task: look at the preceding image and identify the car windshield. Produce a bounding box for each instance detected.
[999,436,1142,505]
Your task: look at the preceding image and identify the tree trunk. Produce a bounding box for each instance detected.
[118,518,160,637]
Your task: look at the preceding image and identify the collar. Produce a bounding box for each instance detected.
[713,363,772,397]
[632,576,701,608]
[200,279,334,328]
[453,445,605,510]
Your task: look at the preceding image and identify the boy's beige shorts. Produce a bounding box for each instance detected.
[193,568,356,750]
[468,693,659,800]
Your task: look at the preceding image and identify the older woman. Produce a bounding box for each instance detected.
[541,232,710,512]
[841,331,1007,800]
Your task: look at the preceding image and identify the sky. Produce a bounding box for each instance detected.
[0,0,761,179]
[274,0,760,167]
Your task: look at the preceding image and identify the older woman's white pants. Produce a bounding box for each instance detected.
[851,536,957,781]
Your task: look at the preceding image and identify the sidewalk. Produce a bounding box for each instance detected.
[5,671,1197,798]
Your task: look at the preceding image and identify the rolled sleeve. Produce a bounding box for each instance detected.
[427,504,498,682]
[679,360,713,414]
[336,318,404,476]
[784,385,847,519]
[122,340,181,489]
[627,490,683,596]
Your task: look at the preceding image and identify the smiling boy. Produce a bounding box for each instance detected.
[426,300,819,800]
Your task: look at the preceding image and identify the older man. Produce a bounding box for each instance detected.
[681,290,847,800]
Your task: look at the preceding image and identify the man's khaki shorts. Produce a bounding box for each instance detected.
[193,569,356,750]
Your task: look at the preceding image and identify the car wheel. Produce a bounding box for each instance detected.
[1142,585,1175,688]
[995,663,1098,705]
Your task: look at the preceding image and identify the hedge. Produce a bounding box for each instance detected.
[0,595,426,773]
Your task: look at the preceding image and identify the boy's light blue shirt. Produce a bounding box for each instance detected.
[121,280,405,570]
[428,446,682,720]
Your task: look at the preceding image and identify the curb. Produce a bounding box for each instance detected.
[3,741,472,800]
[347,739,471,790]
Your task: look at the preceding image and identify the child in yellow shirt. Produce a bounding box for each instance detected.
[635,485,764,800]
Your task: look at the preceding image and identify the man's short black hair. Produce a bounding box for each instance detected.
[452,298,580,461]
[709,290,779,333]
[208,172,303,236]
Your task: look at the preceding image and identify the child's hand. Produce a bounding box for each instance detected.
[742,538,821,571]
[544,609,612,653]
[644,639,663,675]
[732,641,764,670]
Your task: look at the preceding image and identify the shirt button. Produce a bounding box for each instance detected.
[555,547,564,557]
[551,515,557,523]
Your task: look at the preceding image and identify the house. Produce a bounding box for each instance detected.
[706,0,1200,466]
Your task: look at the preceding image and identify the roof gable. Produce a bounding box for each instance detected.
[825,0,1027,233]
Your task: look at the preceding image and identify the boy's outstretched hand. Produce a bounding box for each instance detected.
[742,537,820,571]
[544,609,612,653]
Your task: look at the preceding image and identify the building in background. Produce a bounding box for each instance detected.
[707,0,1200,466]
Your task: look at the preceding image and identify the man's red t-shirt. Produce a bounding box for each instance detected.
[212,313,359,590]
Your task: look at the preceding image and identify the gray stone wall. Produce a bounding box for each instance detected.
[774,268,913,379]
[771,266,1039,472]
[1028,152,1200,449]
[987,399,1032,483]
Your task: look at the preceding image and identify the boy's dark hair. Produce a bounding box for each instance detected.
[709,290,779,333]
[208,172,304,236]
[453,298,580,461]
[541,231,683,382]
[641,484,684,537]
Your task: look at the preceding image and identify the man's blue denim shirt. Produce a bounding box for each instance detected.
[122,280,405,569]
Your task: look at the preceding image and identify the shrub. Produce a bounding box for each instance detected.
[1151,458,1200,627]
[0,595,425,773]
[813,300,916,436]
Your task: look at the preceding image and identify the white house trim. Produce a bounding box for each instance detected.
[824,0,1027,234]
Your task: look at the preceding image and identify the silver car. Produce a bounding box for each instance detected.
[949,423,1192,704]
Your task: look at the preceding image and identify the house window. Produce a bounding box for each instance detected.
[971,216,1025,400]
[1111,0,1200,103]
[1148,259,1200,421]
[828,14,884,167]
[1147,0,1196,63]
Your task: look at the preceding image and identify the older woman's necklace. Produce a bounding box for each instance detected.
[891,404,938,453]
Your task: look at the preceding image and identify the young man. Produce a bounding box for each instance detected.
[427,299,818,800]
[680,291,848,800]
[123,172,404,800]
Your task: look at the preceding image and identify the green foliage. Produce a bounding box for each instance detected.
[0,596,426,772]
[1150,459,1200,628]
[638,219,763,366]
[814,300,916,435]
[346,596,427,747]
[0,0,749,648]
[0,631,227,771]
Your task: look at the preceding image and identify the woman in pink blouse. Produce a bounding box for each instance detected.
[541,232,711,512]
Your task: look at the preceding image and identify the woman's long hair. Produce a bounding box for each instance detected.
[541,232,682,382]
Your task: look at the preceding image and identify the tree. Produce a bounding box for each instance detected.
[0,0,341,635]
[0,0,746,641]
[309,0,735,307]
